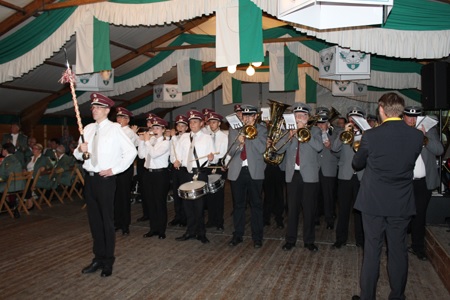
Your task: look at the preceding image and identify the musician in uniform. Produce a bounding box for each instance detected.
[174,110,214,244]
[403,106,444,261]
[316,114,339,230]
[168,114,189,227]
[76,93,137,277]
[234,104,243,122]
[277,104,323,252]
[367,114,379,128]
[227,105,267,249]
[139,116,171,240]
[136,113,157,223]
[201,108,214,134]
[114,107,138,236]
[205,112,228,232]
[331,106,365,249]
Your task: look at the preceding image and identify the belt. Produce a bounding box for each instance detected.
[88,171,99,177]
[413,177,425,181]
[147,168,166,173]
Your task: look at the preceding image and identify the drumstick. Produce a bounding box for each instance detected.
[189,152,220,162]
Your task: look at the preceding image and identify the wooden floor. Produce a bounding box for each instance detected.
[1,182,449,300]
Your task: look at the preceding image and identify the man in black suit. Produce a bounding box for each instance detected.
[351,93,423,300]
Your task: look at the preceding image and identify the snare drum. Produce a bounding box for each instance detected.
[178,180,208,200]
[207,174,225,194]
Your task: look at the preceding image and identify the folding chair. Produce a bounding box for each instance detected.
[0,171,33,218]
[31,168,56,208]
[49,167,68,204]
[69,167,84,200]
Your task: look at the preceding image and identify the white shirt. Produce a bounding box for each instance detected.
[11,133,18,147]
[138,135,170,169]
[74,119,137,174]
[176,131,214,168]
[413,154,426,179]
[170,135,182,163]
[210,130,228,164]
[121,125,139,147]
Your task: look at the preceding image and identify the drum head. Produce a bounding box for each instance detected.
[178,180,207,200]
[208,174,222,184]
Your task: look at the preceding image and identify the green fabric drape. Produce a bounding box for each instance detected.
[0,7,76,64]
[383,0,450,31]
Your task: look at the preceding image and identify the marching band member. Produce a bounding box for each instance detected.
[77,93,137,278]
[174,110,214,244]
[205,112,228,232]
[316,114,339,230]
[403,106,444,261]
[227,105,267,249]
[367,114,379,128]
[277,104,323,252]
[139,116,171,240]
[201,108,214,134]
[136,113,157,223]
[331,106,365,249]
[114,107,138,236]
[168,114,189,227]
[234,104,244,122]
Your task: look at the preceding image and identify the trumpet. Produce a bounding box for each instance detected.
[137,127,154,136]
[339,124,355,144]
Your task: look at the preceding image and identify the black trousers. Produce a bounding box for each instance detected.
[263,164,285,225]
[205,167,225,227]
[285,171,319,244]
[180,170,207,236]
[319,170,337,225]
[114,164,133,230]
[336,175,364,245]
[171,168,186,223]
[142,169,170,234]
[410,178,432,252]
[360,213,410,300]
[229,167,263,241]
[136,158,148,218]
[84,173,117,267]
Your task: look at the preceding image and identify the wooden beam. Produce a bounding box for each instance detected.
[112,16,212,68]
[0,0,54,36]
[151,36,312,52]
[0,84,57,95]
[0,1,26,13]
[42,0,108,11]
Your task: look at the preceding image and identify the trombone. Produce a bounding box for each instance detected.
[219,123,258,169]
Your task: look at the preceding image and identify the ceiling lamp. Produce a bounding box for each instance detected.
[252,62,263,67]
[227,65,237,74]
[278,0,393,30]
[246,64,255,76]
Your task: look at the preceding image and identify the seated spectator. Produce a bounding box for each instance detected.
[44,138,60,162]
[53,145,75,186]
[24,143,54,209]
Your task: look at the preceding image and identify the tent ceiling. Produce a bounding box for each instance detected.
[0,0,449,131]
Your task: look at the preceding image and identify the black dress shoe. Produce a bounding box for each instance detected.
[263,220,271,227]
[143,231,158,238]
[82,261,103,274]
[179,221,187,227]
[122,228,130,236]
[355,242,364,249]
[197,235,210,244]
[408,248,428,261]
[100,266,113,277]
[282,242,295,251]
[253,240,262,249]
[228,236,243,246]
[175,233,196,241]
[216,226,224,232]
[326,223,334,230]
[168,219,180,226]
[352,295,360,300]
[331,241,346,249]
[205,223,215,229]
[137,216,149,222]
[158,233,166,240]
[304,243,318,252]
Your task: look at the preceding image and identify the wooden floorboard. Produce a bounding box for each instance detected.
[0,182,448,300]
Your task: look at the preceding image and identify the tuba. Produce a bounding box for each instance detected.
[263,100,291,165]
